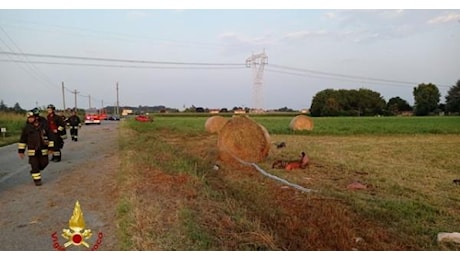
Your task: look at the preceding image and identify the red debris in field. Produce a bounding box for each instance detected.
[347,181,367,190]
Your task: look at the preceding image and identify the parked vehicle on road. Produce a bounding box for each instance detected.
[84,108,101,125]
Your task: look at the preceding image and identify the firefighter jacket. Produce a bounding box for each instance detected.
[18,120,54,157]
[47,112,67,140]
[67,115,82,129]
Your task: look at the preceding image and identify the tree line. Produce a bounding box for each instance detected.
[310,80,460,117]
[2,80,459,116]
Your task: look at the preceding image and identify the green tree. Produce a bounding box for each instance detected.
[387,96,412,115]
[310,88,386,116]
[445,80,460,114]
[310,89,338,116]
[413,83,440,116]
[356,88,386,116]
[275,106,294,112]
[0,100,7,111]
[13,102,23,113]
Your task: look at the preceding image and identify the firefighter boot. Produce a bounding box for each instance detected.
[32,172,42,186]
[53,151,61,162]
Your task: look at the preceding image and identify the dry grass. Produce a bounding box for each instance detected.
[117,120,460,250]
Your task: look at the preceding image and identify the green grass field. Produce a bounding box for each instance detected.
[116,114,460,250]
[143,114,460,135]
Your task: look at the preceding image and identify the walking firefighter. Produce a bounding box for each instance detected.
[67,109,82,141]
[46,104,67,162]
[18,109,54,186]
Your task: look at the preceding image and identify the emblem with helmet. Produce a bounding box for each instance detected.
[27,107,41,118]
[26,110,35,118]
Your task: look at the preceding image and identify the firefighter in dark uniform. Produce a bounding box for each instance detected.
[67,109,82,141]
[46,104,67,162]
[31,107,48,129]
[18,110,54,186]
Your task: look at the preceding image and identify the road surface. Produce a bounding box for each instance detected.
[0,120,120,251]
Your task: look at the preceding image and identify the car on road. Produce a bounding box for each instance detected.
[135,115,152,122]
[107,115,120,121]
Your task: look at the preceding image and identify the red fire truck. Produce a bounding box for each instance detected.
[84,108,102,125]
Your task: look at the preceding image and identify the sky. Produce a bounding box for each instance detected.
[0,1,459,111]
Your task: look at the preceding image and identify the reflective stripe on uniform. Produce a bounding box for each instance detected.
[18,143,26,149]
[31,172,41,180]
[58,126,65,131]
[48,141,54,148]
[53,151,60,156]
[41,149,48,156]
[27,150,35,156]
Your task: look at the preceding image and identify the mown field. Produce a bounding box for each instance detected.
[2,112,460,250]
[116,114,460,250]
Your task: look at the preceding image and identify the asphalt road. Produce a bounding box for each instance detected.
[0,120,120,251]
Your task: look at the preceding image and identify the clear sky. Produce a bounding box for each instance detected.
[0,1,459,111]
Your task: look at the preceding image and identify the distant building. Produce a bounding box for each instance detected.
[209,109,220,114]
[234,109,246,114]
[399,111,413,116]
[300,109,309,114]
[122,109,133,116]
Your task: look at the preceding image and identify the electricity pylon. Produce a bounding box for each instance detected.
[246,50,268,113]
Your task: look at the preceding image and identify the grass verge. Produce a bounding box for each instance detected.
[115,117,460,250]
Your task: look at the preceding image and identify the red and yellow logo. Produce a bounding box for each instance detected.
[51,200,103,250]
[62,200,93,248]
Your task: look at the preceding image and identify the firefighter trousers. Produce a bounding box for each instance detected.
[70,127,79,141]
[28,153,49,184]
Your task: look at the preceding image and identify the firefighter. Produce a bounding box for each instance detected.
[31,107,48,129]
[67,109,82,141]
[46,104,67,162]
[18,110,54,186]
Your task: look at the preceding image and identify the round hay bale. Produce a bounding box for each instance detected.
[205,115,228,134]
[289,115,314,131]
[217,116,270,164]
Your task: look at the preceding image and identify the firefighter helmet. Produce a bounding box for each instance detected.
[47,104,56,110]
[31,107,40,116]
[26,110,35,118]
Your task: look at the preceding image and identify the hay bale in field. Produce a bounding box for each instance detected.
[289,115,314,131]
[205,115,228,134]
[217,116,271,164]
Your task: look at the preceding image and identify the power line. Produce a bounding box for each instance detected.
[0,59,247,70]
[0,51,245,66]
[0,27,59,91]
[1,51,451,89]
[268,63,452,89]
[0,51,452,89]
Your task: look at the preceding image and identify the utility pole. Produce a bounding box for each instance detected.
[116,82,120,117]
[62,82,66,111]
[246,50,268,113]
[88,95,91,109]
[73,89,79,110]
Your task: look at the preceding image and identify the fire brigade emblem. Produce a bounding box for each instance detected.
[62,200,92,248]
